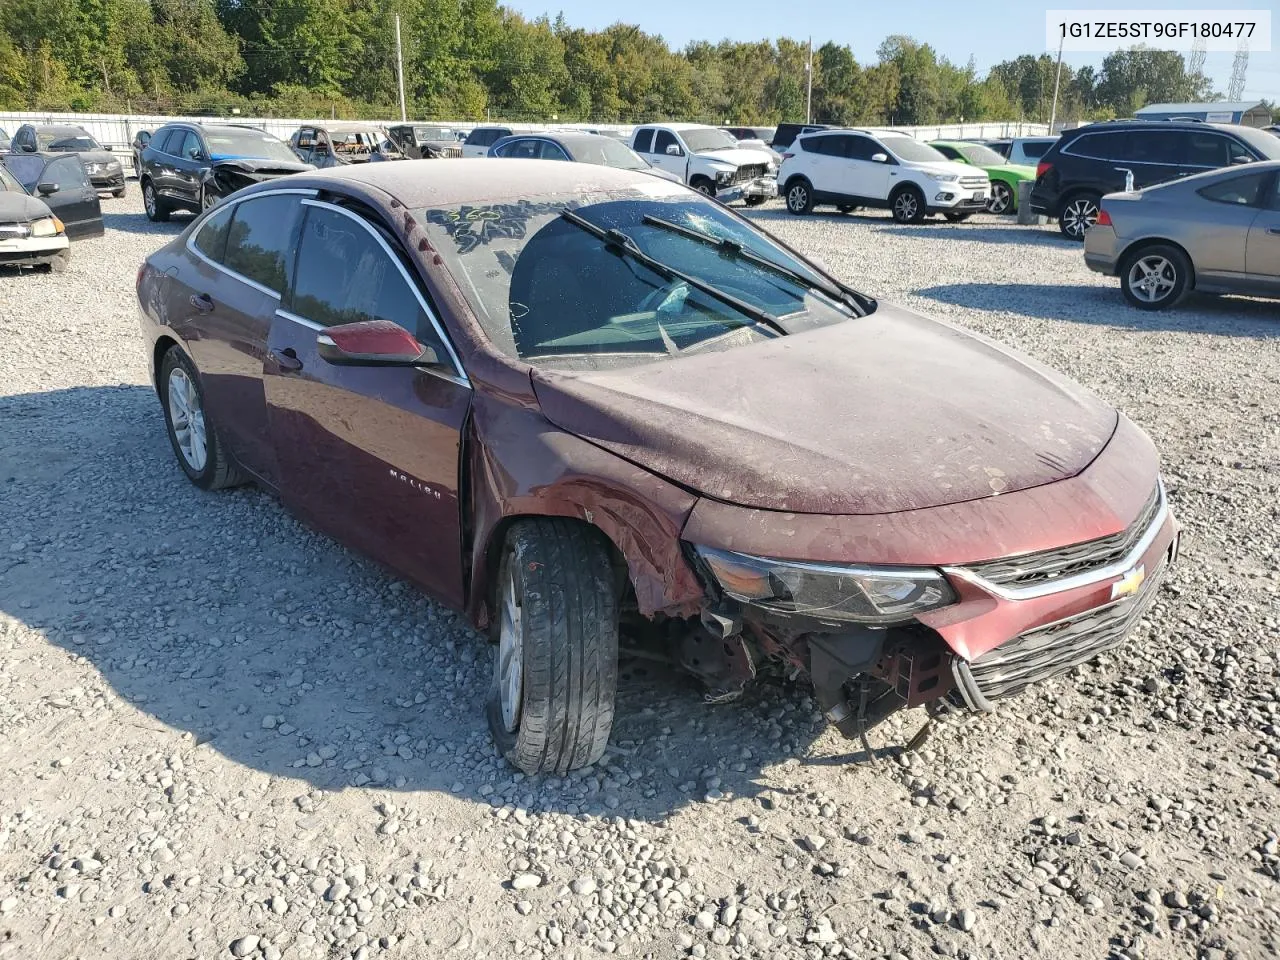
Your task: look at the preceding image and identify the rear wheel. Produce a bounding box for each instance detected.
[837,204,857,214]
[1057,193,1100,241]
[1119,244,1191,311]
[987,180,1014,214]
[201,186,218,211]
[158,347,245,489]
[890,186,925,224]
[743,195,767,207]
[944,211,972,222]
[784,179,813,215]
[112,186,126,199]
[690,176,715,197]
[143,180,170,222]
[486,519,619,775]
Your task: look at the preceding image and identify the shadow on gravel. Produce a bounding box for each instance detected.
[917,282,1280,336]
[101,210,192,235]
[873,223,1065,246]
[0,385,838,822]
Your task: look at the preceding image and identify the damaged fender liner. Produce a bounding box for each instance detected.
[204,158,314,196]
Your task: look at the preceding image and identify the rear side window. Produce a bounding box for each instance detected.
[800,135,835,155]
[192,204,234,262]
[1019,140,1051,159]
[1066,132,1126,162]
[291,205,439,346]
[539,141,569,161]
[154,129,179,154]
[224,195,299,293]
[504,139,540,159]
[46,156,89,190]
[1197,171,1270,206]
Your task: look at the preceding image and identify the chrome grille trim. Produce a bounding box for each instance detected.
[943,481,1168,602]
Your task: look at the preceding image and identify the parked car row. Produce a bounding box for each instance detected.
[5,123,126,196]
[0,149,103,271]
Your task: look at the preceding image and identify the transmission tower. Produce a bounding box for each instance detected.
[1186,38,1206,80]
[1227,40,1249,101]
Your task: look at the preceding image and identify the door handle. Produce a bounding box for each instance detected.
[269,347,303,372]
[189,293,214,313]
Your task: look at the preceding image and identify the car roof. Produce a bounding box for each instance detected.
[503,132,620,148]
[644,122,723,131]
[286,157,672,207]
[30,124,90,136]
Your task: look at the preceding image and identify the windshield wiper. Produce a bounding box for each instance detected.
[559,208,787,336]
[641,214,865,313]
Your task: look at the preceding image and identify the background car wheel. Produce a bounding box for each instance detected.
[1057,193,1100,241]
[987,181,1014,214]
[1120,244,1191,311]
[112,186,126,199]
[743,196,767,207]
[486,519,619,775]
[201,186,218,211]
[944,212,971,222]
[785,179,813,215]
[158,347,245,490]
[837,204,857,214]
[690,176,715,197]
[890,187,925,224]
[143,181,170,222]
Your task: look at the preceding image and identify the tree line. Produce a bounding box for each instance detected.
[0,0,1239,124]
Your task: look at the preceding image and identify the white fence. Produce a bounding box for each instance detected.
[0,110,1050,176]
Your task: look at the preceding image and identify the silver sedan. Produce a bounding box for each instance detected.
[1084,160,1280,310]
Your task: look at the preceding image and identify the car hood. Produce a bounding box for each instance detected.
[910,159,985,179]
[694,146,776,168]
[0,191,52,221]
[530,304,1117,515]
[59,149,115,165]
[983,162,1036,179]
[209,156,314,174]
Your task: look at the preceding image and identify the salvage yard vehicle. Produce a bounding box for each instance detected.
[1030,120,1280,240]
[779,129,990,222]
[488,131,682,182]
[462,126,514,158]
[139,123,313,220]
[9,123,126,197]
[929,139,1034,214]
[1085,160,1280,309]
[136,160,1178,775]
[289,123,403,168]
[630,123,776,204]
[387,124,463,159]
[981,136,1058,167]
[0,162,70,272]
[2,151,103,238]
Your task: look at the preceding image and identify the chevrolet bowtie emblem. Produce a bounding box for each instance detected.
[1111,564,1146,600]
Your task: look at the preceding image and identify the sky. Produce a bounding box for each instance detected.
[505,0,1280,105]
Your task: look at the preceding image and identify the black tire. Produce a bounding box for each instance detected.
[142,179,170,222]
[1057,192,1100,241]
[837,204,857,214]
[784,178,814,215]
[158,346,245,490]
[690,176,715,197]
[890,186,925,224]
[486,519,619,775]
[743,195,767,207]
[944,212,971,222]
[988,180,1014,215]
[1119,244,1192,311]
[112,186,126,199]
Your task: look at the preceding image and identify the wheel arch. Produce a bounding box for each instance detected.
[1118,237,1197,289]
[151,334,181,392]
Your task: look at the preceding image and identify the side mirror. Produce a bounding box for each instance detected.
[187,147,202,160]
[36,182,59,196]
[1231,155,1253,165]
[871,153,889,163]
[316,319,438,367]
[665,144,682,156]
[103,145,113,152]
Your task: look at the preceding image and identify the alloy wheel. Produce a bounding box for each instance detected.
[1061,198,1098,238]
[786,184,807,212]
[166,367,207,472]
[496,571,524,733]
[893,192,918,221]
[1126,255,1177,304]
[144,184,156,218]
[988,182,1013,214]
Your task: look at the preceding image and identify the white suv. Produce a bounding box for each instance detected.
[630,123,777,205]
[779,129,991,223]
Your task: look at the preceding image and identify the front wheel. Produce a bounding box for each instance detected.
[784,179,813,215]
[944,212,971,223]
[891,187,925,224]
[690,177,715,197]
[1058,193,1100,241]
[987,181,1014,214]
[1120,245,1191,311]
[743,195,767,207]
[487,519,619,775]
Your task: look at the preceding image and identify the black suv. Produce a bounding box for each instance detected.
[771,123,830,151]
[1030,120,1280,239]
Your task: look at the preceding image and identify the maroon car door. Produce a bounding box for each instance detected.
[178,193,306,488]
[263,198,472,608]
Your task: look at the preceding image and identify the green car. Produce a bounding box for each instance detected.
[928,140,1036,215]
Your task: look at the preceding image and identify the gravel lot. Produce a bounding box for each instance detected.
[1,190,1278,960]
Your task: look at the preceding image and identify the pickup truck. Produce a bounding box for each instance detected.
[630,123,777,204]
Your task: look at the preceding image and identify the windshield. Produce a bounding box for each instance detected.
[956,143,1007,166]
[574,138,650,171]
[205,130,298,162]
[419,189,857,370]
[41,133,101,151]
[414,126,454,142]
[882,136,949,164]
[681,127,740,154]
[1233,125,1280,159]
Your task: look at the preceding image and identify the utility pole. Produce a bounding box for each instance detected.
[805,37,813,124]
[1048,34,1064,131]
[394,13,408,123]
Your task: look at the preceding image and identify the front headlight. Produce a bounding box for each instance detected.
[30,216,62,237]
[714,169,735,184]
[930,173,958,183]
[692,545,955,624]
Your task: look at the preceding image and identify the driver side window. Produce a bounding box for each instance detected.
[653,130,679,155]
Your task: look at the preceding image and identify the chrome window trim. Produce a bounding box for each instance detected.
[1060,130,1256,169]
[943,481,1170,602]
[297,198,470,385]
[184,188,319,298]
[275,308,324,331]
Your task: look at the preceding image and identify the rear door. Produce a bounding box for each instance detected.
[1188,170,1272,284]
[176,192,307,487]
[41,156,101,237]
[1245,172,1280,289]
[264,198,471,606]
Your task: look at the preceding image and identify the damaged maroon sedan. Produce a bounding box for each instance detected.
[136,161,1179,774]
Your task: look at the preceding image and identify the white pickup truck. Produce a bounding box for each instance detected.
[629,123,777,204]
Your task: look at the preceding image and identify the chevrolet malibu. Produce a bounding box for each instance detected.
[136,161,1179,774]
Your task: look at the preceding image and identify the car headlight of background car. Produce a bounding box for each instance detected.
[691,545,955,624]
[714,169,736,185]
[29,216,64,237]
[929,173,959,183]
